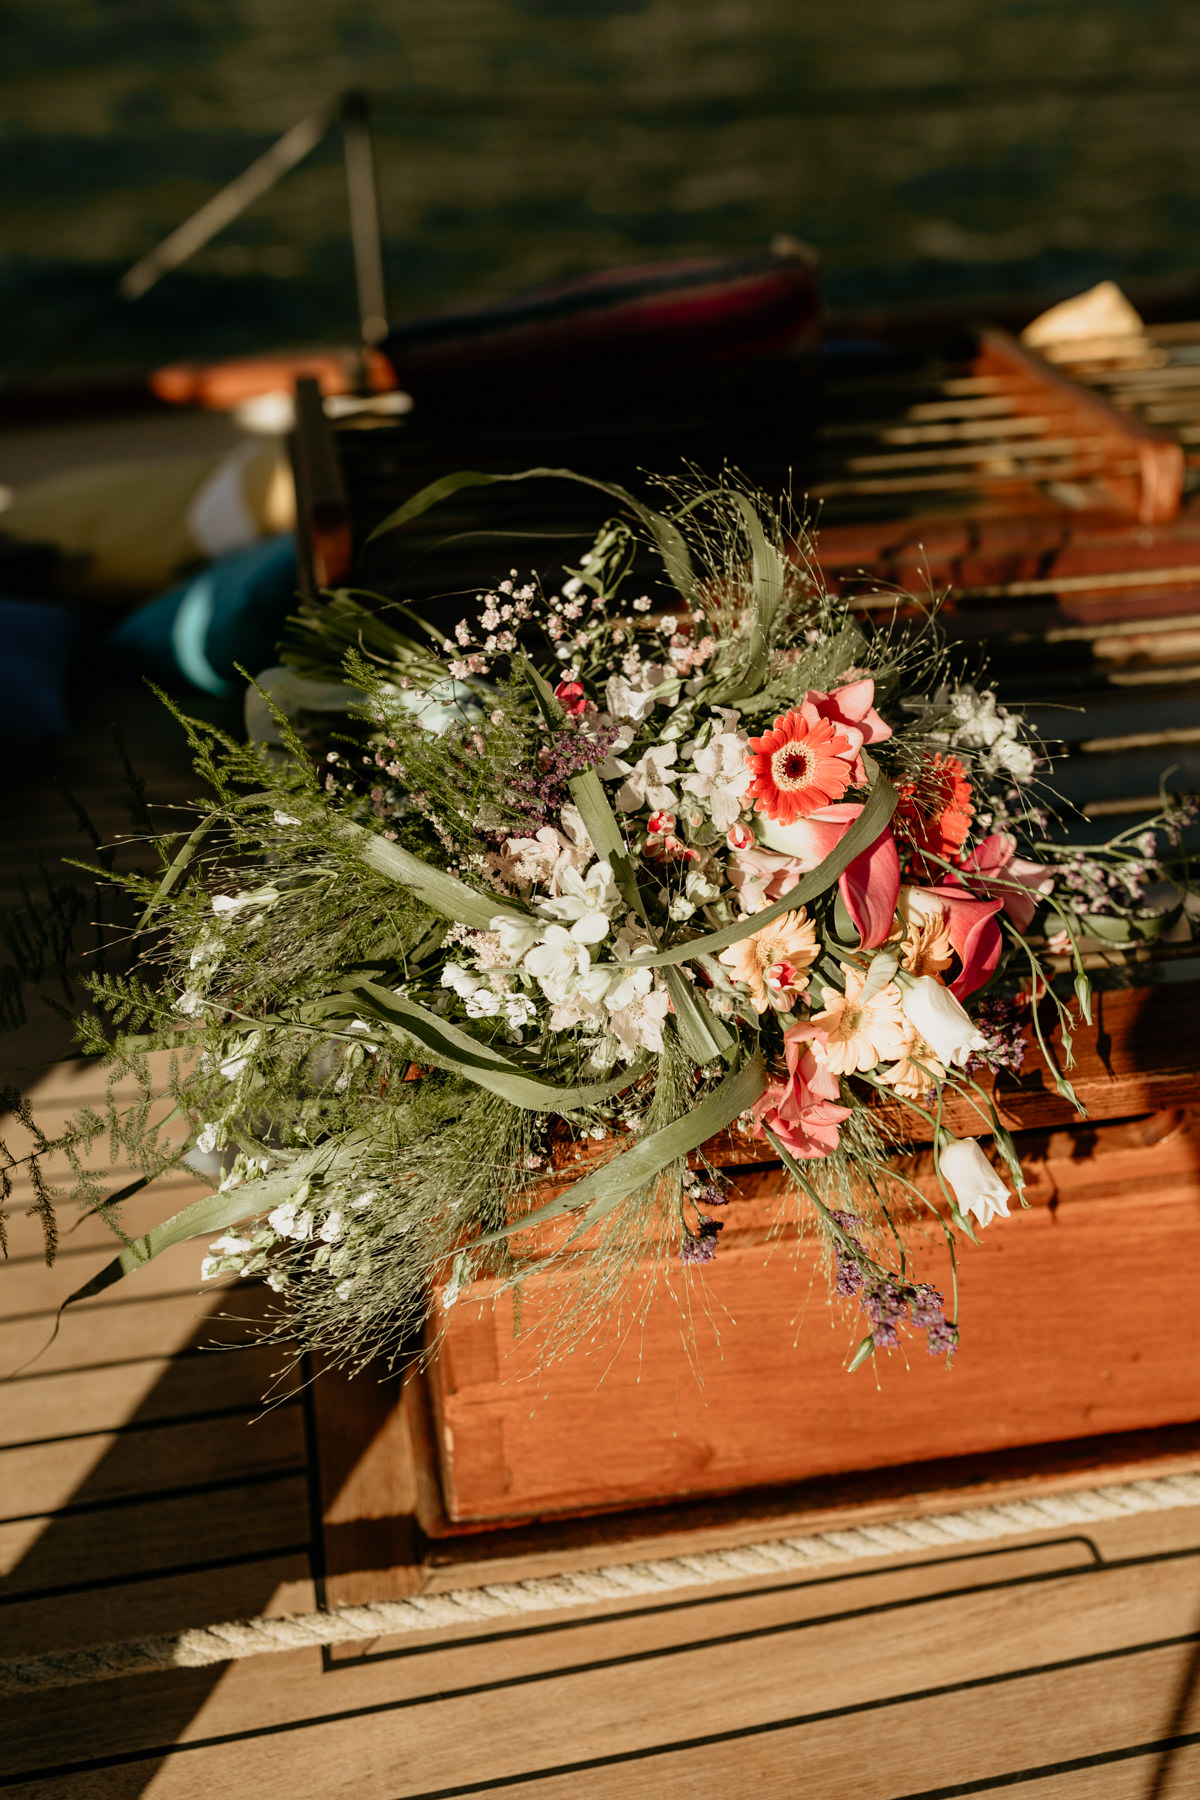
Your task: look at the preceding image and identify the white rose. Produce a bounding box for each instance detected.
[900,976,987,1067]
[940,1137,1012,1228]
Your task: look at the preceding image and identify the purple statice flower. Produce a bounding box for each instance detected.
[683,1166,730,1208]
[680,1216,724,1266]
[845,1260,959,1361]
[964,997,1028,1077]
[829,1211,865,1295]
[861,1279,908,1350]
[507,721,621,827]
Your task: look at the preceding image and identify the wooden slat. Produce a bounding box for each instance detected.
[1,1402,304,1519]
[2,1554,315,1664]
[0,1347,298,1446]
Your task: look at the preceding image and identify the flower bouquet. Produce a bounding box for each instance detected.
[28,469,1194,1379]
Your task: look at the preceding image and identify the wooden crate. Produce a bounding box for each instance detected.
[306,981,1200,1600]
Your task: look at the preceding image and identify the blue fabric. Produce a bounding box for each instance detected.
[0,597,76,742]
[109,534,298,696]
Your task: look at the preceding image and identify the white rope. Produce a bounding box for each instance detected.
[6,1468,1200,1696]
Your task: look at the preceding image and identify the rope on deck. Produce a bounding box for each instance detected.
[6,1468,1200,1696]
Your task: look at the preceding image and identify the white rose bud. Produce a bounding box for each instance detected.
[900,976,987,1067]
[941,1137,1012,1228]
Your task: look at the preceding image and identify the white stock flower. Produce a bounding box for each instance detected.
[682,717,752,830]
[209,1234,252,1255]
[218,1037,257,1082]
[900,976,988,1067]
[195,1123,223,1155]
[490,915,542,962]
[441,963,484,999]
[211,885,280,917]
[538,860,620,943]
[273,811,301,827]
[525,924,592,996]
[504,994,538,1033]
[940,1137,1012,1228]
[267,1202,314,1241]
[464,987,504,1018]
[319,1210,345,1244]
[605,674,659,724]
[615,743,678,813]
[200,1256,222,1281]
[607,969,671,1055]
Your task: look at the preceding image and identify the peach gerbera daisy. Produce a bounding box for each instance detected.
[894,889,954,979]
[718,908,819,1014]
[879,1035,946,1100]
[746,707,857,825]
[809,964,910,1075]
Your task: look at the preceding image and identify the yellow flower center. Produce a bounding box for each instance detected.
[771,741,816,790]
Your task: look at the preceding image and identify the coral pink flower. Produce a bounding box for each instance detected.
[895,754,974,867]
[803,679,892,782]
[956,832,1055,932]
[734,804,901,950]
[746,706,860,825]
[751,1023,853,1160]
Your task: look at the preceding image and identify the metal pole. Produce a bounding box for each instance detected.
[118,105,335,302]
[341,90,389,348]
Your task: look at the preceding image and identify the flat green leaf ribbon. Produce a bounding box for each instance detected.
[366,466,700,603]
[475,1048,767,1249]
[346,981,647,1111]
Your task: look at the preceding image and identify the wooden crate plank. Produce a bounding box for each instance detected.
[1,1400,305,1519]
[429,1171,1200,1521]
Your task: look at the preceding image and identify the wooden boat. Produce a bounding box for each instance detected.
[290,320,1200,1601]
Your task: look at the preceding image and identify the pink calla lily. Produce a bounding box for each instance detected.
[735,802,901,950]
[912,884,1004,1000]
[957,832,1055,932]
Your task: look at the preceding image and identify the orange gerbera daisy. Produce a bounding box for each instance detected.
[718,907,819,1014]
[894,754,973,864]
[745,707,856,825]
[809,965,910,1075]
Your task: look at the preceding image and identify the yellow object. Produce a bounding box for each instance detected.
[1,440,295,604]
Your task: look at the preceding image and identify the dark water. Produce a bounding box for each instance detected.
[5,0,1200,375]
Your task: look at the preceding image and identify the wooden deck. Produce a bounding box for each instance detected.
[1,423,1199,1793]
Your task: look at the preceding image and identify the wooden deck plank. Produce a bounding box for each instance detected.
[0,1472,312,1595]
[0,1288,277,1377]
[1,1402,304,1519]
[1,1347,298,1445]
[1,1553,315,1662]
